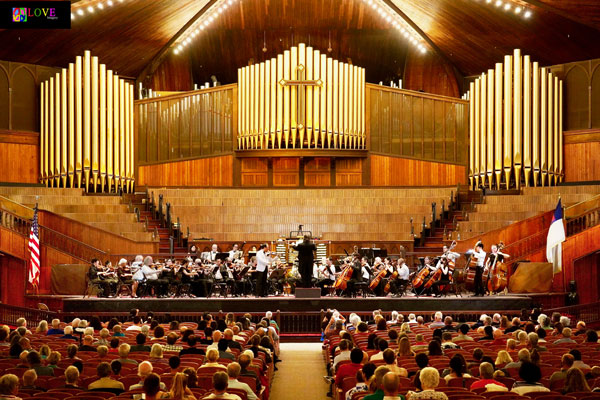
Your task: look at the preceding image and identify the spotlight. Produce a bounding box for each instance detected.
[174,49,179,55]
[107,0,113,5]
[77,9,84,15]
[515,6,522,14]
[87,6,94,13]
[97,3,104,10]
[504,3,511,11]
[524,10,532,18]
[420,47,426,53]
[495,0,502,7]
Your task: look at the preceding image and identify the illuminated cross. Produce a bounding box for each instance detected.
[279,64,323,145]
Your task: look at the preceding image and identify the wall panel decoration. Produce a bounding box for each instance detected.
[304,157,331,187]
[137,155,233,187]
[370,154,467,187]
[272,157,300,187]
[335,158,362,186]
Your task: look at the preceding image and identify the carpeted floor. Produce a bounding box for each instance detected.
[269,342,329,400]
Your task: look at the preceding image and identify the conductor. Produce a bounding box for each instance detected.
[293,235,316,288]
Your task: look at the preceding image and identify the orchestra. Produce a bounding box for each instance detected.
[87,241,510,299]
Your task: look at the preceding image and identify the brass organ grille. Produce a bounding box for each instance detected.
[468,49,563,190]
[40,51,135,193]
[237,43,366,150]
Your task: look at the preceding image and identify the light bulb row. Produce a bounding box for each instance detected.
[71,0,125,20]
[363,0,428,53]
[173,0,235,55]
[480,0,533,19]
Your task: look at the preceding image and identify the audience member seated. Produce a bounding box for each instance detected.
[46,319,64,336]
[333,339,352,371]
[20,370,45,392]
[111,360,122,376]
[554,327,576,344]
[143,373,166,400]
[397,337,414,357]
[130,361,167,391]
[166,372,196,400]
[570,349,591,370]
[335,348,364,387]
[494,350,513,368]
[441,332,459,349]
[227,362,257,400]
[163,332,183,353]
[200,349,227,371]
[444,353,472,383]
[345,363,376,400]
[59,326,78,341]
[528,332,547,352]
[27,351,54,376]
[179,335,205,356]
[0,374,21,400]
[505,348,530,371]
[130,333,151,352]
[218,339,235,361]
[94,328,111,346]
[549,353,574,387]
[203,371,241,400]
[79,335,97,352]
[364,366,391,400]
[117,343,138,365]
[510,361,550,395]
[382,372,405,400]
[63,365,80,389]
[371,339,389,361]
[406,367,448,400]
[383,349,407,377]
[88,362,125,393]
[470,362,507,392]
[562,367,591,394]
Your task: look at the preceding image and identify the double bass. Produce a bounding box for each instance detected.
[463,240,482,292]
[487,242,508,293]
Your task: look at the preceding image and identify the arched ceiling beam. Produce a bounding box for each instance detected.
[136,0,218,87]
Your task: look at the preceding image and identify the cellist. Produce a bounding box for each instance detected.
[370,257,387,296]
[486,244,510,293]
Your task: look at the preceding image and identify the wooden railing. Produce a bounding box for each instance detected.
[565,194,600,236]
[547,301,600,325]
[0,303,56,327]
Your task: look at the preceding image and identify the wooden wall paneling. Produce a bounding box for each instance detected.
[240,157,268,187]
[150,52,193,92]
[272,157,299,187]
[38,245,83,295]
[369,154,466,186]
[336,158,363,186]
[138,155,234,187]
[403,48,460,97]
[0,65,8,130]
[304,157,331,187]
[558,223,600,293]
[572,251,600,304]
[563,131,600,181]
[0,225,28,260]
[0,137,39,183]
[0,255,26,307]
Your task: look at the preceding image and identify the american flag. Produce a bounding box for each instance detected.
[28,207,40,287]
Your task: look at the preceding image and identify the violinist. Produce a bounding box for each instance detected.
[232,259,249,296]
[101,260,119,297]
[316,257,337,296]
[182,259,200,297]
[466,242,487,297]
[360,257,372,282]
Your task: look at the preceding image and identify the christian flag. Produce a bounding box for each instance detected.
[546,199,566,274]
[28,207,40,287]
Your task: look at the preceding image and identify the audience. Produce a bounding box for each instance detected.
[203,371,241,400]
[88,362,125,392]
[407,367,448,400]
[511,361,550,395]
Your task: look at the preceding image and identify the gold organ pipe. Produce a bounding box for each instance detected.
[41,82,46,186]
[106,70,113,191]
[540,67,547,187]
[270,58,277,149]
[494,62,502,189]
[91,56,99,189]
[306,47,313,148]
[559,80,563,182]
[61,69,67,188]
[532,62,540,186]
[119,80,125,190]
[245,65,251,149]
[124,82,130,191]
[237,68,243,149]
[332,60,339,149]
[361,67,366,148]
[486,69,494,189]
[253,63,260,148]
[99,64,106,190]
[343,62,349,149]
[276,54,283,149]
[113,75,120,189]
[469,81,475,188]
[480,73,487,187]
[129,83,135,192]
[259,62,265,149]
[54,73,60,188]
[290,46,298,148]
[523,56,532,188]
[313,50,321,148]
[503,55,513,190]
[249,65,254,148]
[547,72,554,186]
[83,51,91,191]
[75,56,83,188]
[283,51,290,148]
[298,43,305,148]
[49,77,54,187]
[68,64,75,188]
[553,76,559,185]
[321,54,328,148]
[264,60,270,149]
[474,78,480,188]
[513,49,522,189]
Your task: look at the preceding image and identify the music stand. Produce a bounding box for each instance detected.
[269,268,287,280]
[216,252,229,261]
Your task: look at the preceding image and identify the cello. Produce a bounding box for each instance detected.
[369,261,387,291]
[426,241,457,292]
[412,257,432,290]
[334,262,353,291]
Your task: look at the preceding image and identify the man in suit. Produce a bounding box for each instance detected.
[293,235,316,288]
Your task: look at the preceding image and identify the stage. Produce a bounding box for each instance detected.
[60,293,544,314]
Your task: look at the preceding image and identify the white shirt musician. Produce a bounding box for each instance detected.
[442,245,461,263]
[228,244,242,260]
[487,244,510,266]
[360,257,371,280]
[398,259,410,281]
[255,248,270,273]
[467,242,487,296]
[321,259,337,282]
[209,244,219,261]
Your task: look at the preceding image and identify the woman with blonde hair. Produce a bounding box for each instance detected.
[199,349,226,371]
[0,374,21,400]
[149,343,163,359]
[495,350,513,368]
[397,336,414,357]
[163,372,196,400]
[46,351,61,368]
[562,367,591,394]
[39,345,51,359]
[35,320,48,334]
[225,313,235,327]
[399,322,411,334]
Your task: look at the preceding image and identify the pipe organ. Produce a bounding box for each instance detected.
[468,49,563,190]
[237,44,366,150]
[40,51,135,193]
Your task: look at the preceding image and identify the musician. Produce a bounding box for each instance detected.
[131,255,144,298]
[255,244,271,297]
[141,256,167,298]
[284,262,301,294]
[485,244,510,294]
[442,245,460,263]
[102,260,119,297]
[232,259,250,296]
[88,259,109,297]
[431,258,452,297]
[203,244,219,262]
[167,260,187,297]
[228,244,243,261]
[360,257,371,281]
[467,242,487,297]
[417,256,437,296]
[370,257,387,296]
[293,235,317,288]
[316,258,337,296]
[386,258,409,296]
[344,260,364,297]
[116,258,133,297]
[182,259,200,297]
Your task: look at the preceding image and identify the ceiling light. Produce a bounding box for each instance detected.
[222,4,228,9]
[174,49,179,55]
[107,0,113,5]
[385,16,391,22]
[87,6,94,13]
[195,29,199,34]
[97,3,104,10]
[401,27,406,33]
[486,0,492,3]
[420,47,426,53]
[77,9,84,15]
[228,0,234,5]
[495,0,502,7]
[524,10,532,18]
[71,12,75,19]
[515,6,522,14]
[504,3,511,10]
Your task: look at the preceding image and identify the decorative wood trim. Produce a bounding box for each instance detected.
[235,149,368,158]
[564,129,600,144]
[369,151,467,166]
[366,83,469,104]
[137,152,234,166]
[0,130,39,145]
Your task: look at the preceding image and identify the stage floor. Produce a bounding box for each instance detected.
[61,293,541,313]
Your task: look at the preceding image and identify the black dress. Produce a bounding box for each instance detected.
[293,241,317,288]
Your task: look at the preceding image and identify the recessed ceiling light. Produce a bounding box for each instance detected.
[97,3,104,10]
[174,49,179,55]
[495,0,502,7]
[524,10,532,18]
[107,0,113,5]
[515,6,522,13]
[87,6,94,13]
[504,3,511,11]
[77,9,84,15]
